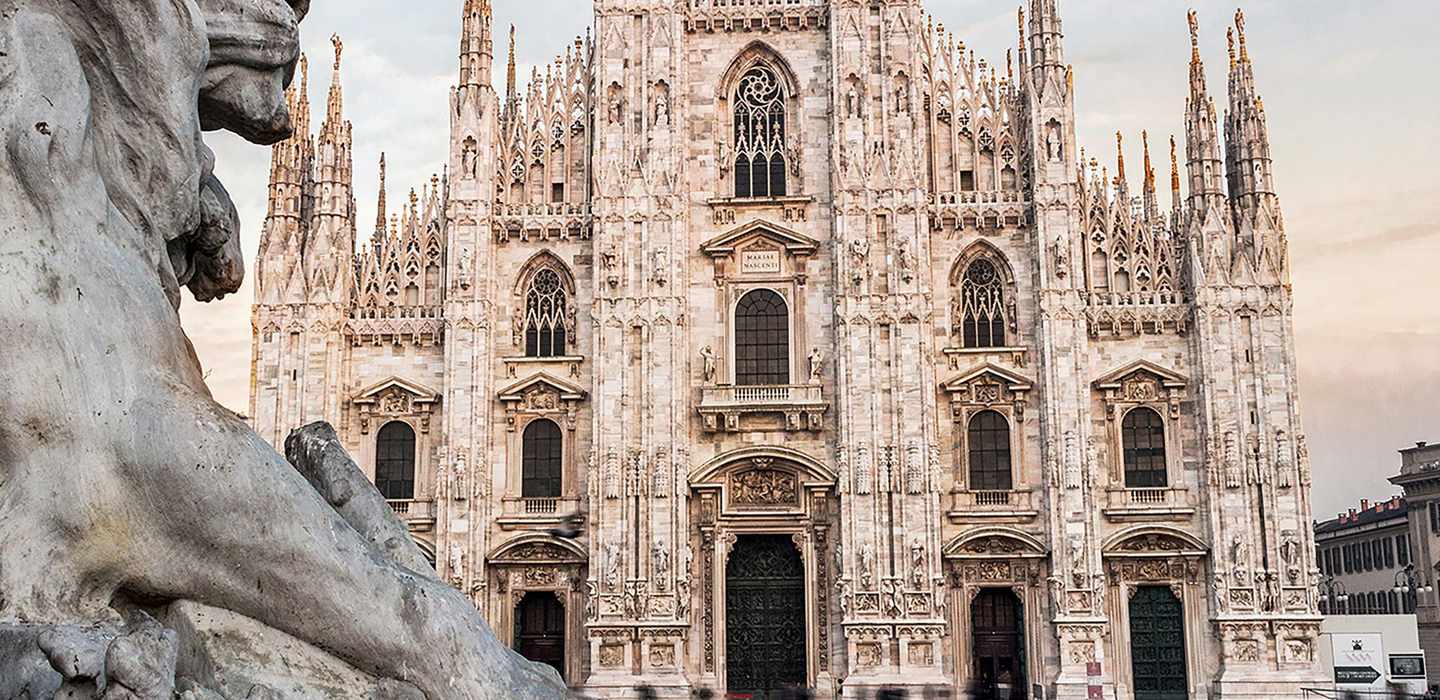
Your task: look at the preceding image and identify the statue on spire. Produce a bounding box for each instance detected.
[331,33,343,70]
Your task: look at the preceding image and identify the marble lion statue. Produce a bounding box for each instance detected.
[0,0,565,697]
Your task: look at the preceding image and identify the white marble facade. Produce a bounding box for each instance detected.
[249,1,1324,697]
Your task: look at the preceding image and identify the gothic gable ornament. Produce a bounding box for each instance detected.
[1092,360,1188,420]
[498,372,587,431]
[941,362,1034,422]
[351,376,441,434]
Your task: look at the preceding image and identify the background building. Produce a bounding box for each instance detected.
[1390,441,1440,684]
[1314,496,1412,615]
[248,1,1324,697]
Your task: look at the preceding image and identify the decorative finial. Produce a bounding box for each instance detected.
[1143,130,1154,184]
[1169,135,1181,194]
[1115,131,1126,182]
[331,34,343,71]
[1187,9,1200,62]
[1234,8,1249,63]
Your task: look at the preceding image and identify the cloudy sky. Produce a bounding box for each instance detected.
[188,0,1439,521]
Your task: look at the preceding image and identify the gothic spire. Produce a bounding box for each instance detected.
[294,53,311,142]
[504,25,519,116]
[1225,8,1275,219]
[1184,10,1226,213]
[321,34,345,135]
[1142,130,1158,222]
[458,0,494,89]
[374,153,387,238]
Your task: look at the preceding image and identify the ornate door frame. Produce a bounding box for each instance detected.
[1100,526,1208,700]
[689,447,838,695]
[942,527,1050,694]
[486,535,589,683]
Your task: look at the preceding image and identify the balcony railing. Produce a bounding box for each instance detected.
[701,384,823,406]
[698,383,829,432]
[1102,487,1194,521]
[523,498,559,515]
[973,490,1012,506]
[947,489,1039,523]
[385,499,437,528]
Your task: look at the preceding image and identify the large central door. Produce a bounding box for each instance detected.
[726,534,806,697]
[1128,585,1188,700]
[514,591,565,681]
[971,588,1027,700]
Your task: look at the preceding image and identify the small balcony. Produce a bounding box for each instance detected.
[385,499,437,531]
[698,383,828,433]
[1102,487,1195,522]
[496,496,581,530]
[946,489,1040,523]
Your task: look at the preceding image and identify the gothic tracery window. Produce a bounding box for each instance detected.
[733,66,787,199]
[375,421,416,500]
[959,259,1007,348]
[1122,407,1168,488]
[734,289,789,386]
[524,268,568,357]
[967,410,1013,491]
[521,419,563,498]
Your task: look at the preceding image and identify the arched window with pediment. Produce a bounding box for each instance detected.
[967,410,1013,491]
[524,268,569,357]
[733,65,787,199]
[376,421,416,500]
[522,419,563,498]
[959,259,1007,348]
[734,289,789,386]
[1122,407,1167,488]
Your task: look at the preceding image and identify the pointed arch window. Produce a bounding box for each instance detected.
[734,289,789,386]
[967,410,1013,491]
[522,419,563,498]
[525,268,568,357]
[960,259,1007,348]
[375,421,416,500]
[1121,407,1167,488]
[733,66,787,199]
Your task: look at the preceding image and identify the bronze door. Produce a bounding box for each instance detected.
[514,591,565,681]
[971,588,1026,700]
[1129,585,1188,700]
[726,534,806,698]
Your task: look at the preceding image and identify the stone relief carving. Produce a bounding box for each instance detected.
[1063,430,1082,490]
[731,466,798,507]
[1225,430,1242,489]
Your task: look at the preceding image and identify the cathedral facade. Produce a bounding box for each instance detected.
[249,1,1323,697]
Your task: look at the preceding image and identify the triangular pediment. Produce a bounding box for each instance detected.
[352,376,440,405]
[941,362,1034,394]
[699,219,819,257]
[1092,360,1188,391]
[497,371,587,403]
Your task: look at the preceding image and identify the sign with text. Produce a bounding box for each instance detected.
[739,249,781,274]
[1332,634,1386,690]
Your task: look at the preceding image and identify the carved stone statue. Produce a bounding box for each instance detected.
[896,238,917,282]
[0,2,564,696]
[652,542,670,591]
[451,451,469,501]
[700,345,718,383]
[808,347,825,383]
